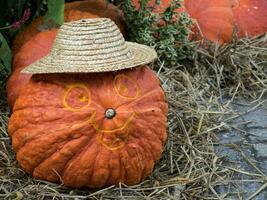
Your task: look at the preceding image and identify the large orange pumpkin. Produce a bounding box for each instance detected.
[7,30,57,109]
[13,0,125,55]
[8,66,168,188]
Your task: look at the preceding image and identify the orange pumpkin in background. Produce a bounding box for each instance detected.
[231,0,267,38]
[12,0,125,54]
[131,0,267,43]
[184,0,235,43]
[184,0,267,43]
[7,30,57,109]
[8,66,168,188]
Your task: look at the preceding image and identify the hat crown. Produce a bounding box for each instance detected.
[50,18,132,64]
[22,18,157,74]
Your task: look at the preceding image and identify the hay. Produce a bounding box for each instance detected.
[0,35,266,199]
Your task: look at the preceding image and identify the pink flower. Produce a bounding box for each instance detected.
[21,8,31,22]
[11,21,21,29]
[11,8,31,29]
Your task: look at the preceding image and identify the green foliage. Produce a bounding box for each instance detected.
[0,0,27,28]
[0,33,11,86]
[45,0,64,26]
[0,0,64,76]
[123,0,192,64]
[0,0,47,76]
[0,33,12,73]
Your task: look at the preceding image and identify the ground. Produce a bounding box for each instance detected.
[216,96,267,199]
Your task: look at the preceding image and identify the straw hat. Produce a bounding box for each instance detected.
[22,18,157,74]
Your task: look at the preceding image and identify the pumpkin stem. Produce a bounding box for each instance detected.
[105,108,116,119]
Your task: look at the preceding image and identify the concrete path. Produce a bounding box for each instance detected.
[216,97,267,199]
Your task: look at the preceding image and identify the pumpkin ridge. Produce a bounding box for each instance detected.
[9,110,94,141]
[122,148,143,185]
[119,150,129,184]
[10,107,93,125]
[127,131,156,163]
[128,134,157,163]
[103,150,114,186]
[132,114,167,144]
[15,116,96,159]
[9,116,89,140]
[13,104,65,113]
[130,122,162,162]
[125,148,143,183]
[14,124,94,152]
[85,144,103,187]
[117,148,125,182]
[17,140,68,173]
[106,151,120,185]
[126,140,154,179]
[135,136,159,162]
[62,141,99,187]
[90,147,112,187]
[61,135,97,176]
[132,145,148,180]
[33,136,90,181]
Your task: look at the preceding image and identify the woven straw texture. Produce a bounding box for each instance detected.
[23,18,157,74]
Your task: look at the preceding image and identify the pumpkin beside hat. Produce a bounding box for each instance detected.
[12,0,125,55]
[7,30,58,109]
[8,18,168,188]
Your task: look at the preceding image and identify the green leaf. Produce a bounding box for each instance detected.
[45,0,64,26]
[0,33,12,73]
[17,0,27,18]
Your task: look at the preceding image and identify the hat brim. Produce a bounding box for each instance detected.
[22,42,157,74]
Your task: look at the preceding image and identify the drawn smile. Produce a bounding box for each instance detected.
[62,74,140,150]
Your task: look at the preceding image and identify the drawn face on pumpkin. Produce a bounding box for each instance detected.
[63,74,140,150]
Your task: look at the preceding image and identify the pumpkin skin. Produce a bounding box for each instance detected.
[184,0,267,43]
[232,0,267,38]
[184,0,234,43]
[12,0,125,54]
[7,30,57,109]
[8,66,168,188]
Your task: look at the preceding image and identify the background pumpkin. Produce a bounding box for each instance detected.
[7,30,57,109]
[184,0,235,43]
[132,0,267,44]
[8,66,168,188]
[12,0,125,55]
[232,0,267,38]
[184,0,267,43]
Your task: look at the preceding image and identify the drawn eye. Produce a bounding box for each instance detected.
[114,74,140,99]
[63,84,91,111]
